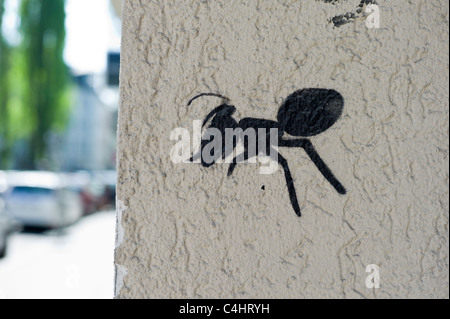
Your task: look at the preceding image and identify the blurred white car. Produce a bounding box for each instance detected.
[1,171,17,258]
[0,205,19,259]
[3,171,83,229]
[0,197,10,258]
[0,214,10,258]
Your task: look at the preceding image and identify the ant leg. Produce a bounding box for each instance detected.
[279,138,346,195]
[189,149,201,162]
[227,161,238,176]
[190,151,215,167]
[191,139,220,167]
[278,138,308,148]
[301,140,347,195]
[227,149,249,176]
[277,152,302,217]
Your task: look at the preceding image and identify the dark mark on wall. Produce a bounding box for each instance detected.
[321,0,378,28]
[188,89,347,217]
[329,12,357,28]
[316,0,347,4]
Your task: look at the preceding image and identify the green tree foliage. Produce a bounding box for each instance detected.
[0,0,70,169]
[0,0,11,166]
[18,0,70,169]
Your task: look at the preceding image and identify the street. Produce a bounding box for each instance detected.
[0,210,115,299]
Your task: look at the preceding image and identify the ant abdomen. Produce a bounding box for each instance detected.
[277,88,344,137]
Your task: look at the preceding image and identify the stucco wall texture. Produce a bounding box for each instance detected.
[115,0,449,299]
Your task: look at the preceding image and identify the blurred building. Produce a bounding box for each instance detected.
[62,73,118,171]
[110,0,122,18]
[61,0,121,171]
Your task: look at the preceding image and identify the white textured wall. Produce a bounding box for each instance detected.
[115,0,449,299]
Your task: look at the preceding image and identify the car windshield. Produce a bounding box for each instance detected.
[10,187,55,197]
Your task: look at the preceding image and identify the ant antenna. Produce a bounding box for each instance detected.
[187,93,230,106]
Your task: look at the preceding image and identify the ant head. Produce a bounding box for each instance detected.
[188,93,236,127]
[202,103,236,128]
[277,88,344,137]
[216,104,236,116]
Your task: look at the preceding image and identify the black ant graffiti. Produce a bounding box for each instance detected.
[188,89,347,217]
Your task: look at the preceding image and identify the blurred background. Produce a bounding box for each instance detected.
[0,0,122,298]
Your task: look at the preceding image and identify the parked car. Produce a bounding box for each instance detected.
[90,170,116,211]
[63,171,95,215]
[69,170,117,215]
[0,207,20,259]
[0,196,9,258]
[0,171,20,258]
[3,171,84,229]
